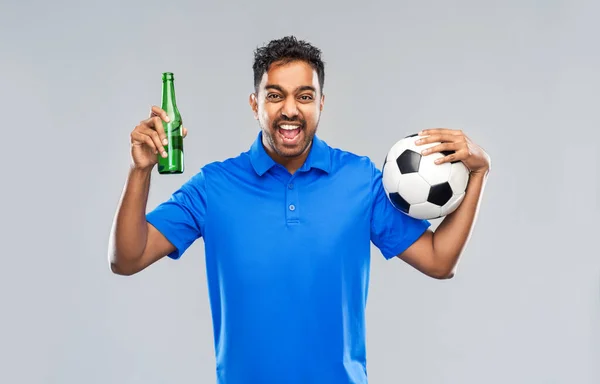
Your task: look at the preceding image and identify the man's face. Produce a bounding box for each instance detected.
[250,60,324,161]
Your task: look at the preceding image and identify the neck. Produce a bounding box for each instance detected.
[263,140,312,175]
[161,80,177,112]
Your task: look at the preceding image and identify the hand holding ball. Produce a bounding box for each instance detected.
[382,133,471,220]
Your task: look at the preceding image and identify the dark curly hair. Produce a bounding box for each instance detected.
[252,35,325,93]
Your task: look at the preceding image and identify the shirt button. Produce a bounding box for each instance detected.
[288,183,294,189]
[289,204,296,211]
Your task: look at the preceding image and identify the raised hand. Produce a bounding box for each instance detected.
[130,106,188,171]
[415,128,491,175]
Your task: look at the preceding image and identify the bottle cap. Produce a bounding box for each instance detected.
[162,72,174,81]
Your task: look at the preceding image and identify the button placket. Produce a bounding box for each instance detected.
[286,176,299,224]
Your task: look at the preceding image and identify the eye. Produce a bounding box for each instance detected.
[267,93,281,100]
[299,95,313,101]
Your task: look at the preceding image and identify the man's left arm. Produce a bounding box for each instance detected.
[397,128,491,279]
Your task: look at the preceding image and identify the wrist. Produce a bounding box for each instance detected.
[129,164,154,178]
[470,167,490,179]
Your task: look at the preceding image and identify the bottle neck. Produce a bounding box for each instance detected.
[161,80,177,112]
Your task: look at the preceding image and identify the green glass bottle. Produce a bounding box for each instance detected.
[157,72,184,174]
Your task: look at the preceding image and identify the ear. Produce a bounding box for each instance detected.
[319,93,325,112]
[249,93,258,120]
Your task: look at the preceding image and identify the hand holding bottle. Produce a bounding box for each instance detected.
[130,106,187,172]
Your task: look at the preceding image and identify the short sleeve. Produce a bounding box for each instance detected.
[146,170,207,260]
[370,162,431,259]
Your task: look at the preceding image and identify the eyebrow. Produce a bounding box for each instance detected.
[265,84,316,94]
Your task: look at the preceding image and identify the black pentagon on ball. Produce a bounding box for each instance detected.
[396,149,421,174]
[388,192,410,214]
[427,182,453,206]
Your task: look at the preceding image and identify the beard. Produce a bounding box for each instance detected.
[261,115,317,158]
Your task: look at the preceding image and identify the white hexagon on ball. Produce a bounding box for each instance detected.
[408,201,442,220]
[448,162,469,193]
[418,154,452,186]
[397,173,430,204]
[382,133,471,220]
[382,159,401,194]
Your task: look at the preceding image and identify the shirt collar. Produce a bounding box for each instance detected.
[249,131,332,176]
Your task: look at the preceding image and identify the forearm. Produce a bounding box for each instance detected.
[431,170,489,273]
[108,166,153,270]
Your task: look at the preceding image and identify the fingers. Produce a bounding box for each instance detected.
[149,105,188,140]
[132,123,167,157]
[435,148,470,165]
[150,105,170,123]
[415,128,468,165]
[415,133,461,146]
[148,106,170,144]
[149,116,169,146]
[420,141,460,156]
[139,115,168,147]
[131,130,159,155]
[418,128,463,136]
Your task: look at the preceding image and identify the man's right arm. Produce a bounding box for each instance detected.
[108,166,174,276]
[108,106,189,276]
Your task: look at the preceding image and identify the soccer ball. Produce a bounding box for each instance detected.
[382,133,470,220]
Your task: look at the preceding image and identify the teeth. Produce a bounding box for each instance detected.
[280,124,300,130]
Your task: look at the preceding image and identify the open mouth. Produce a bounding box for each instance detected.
[278,124,303,142]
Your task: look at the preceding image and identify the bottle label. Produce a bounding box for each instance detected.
[168,135,184,152]
[162,121,184,152]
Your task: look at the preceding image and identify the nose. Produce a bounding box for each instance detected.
[281,96,299,118]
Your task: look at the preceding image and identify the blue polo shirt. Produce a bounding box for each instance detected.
[146,131,430,384]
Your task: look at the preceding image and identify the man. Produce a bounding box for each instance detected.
[108,36,491,383]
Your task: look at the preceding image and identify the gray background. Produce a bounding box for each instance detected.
[1,0,598,383]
